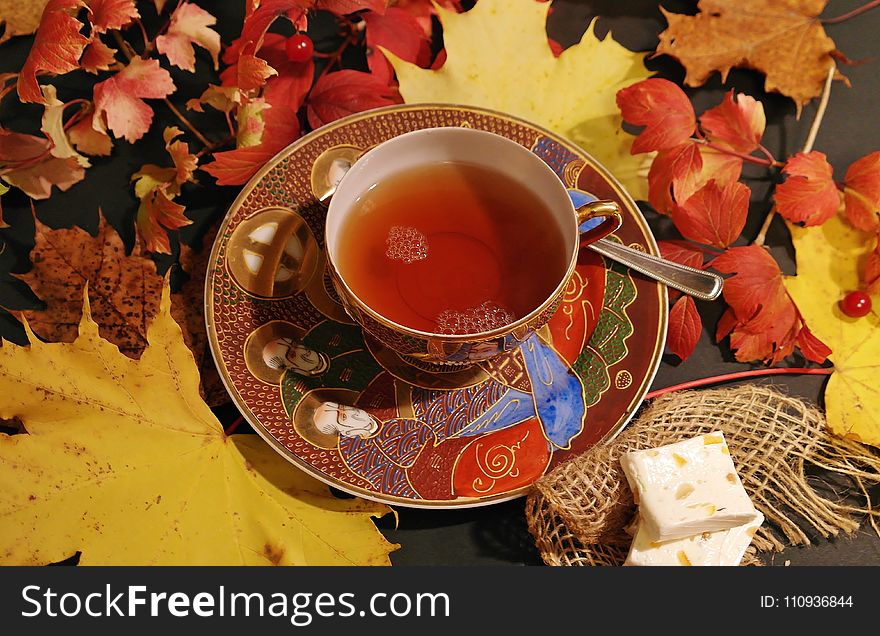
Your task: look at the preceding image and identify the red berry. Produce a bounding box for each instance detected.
[285,33,314,63]
[840,291,872,318]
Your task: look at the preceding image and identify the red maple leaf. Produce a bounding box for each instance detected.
[658,241,704,360]
[80,38,117,74]
[363,7,431,85]
[393,0,462,37]
[648,143,743,216]
[258,33,314,112]
[17,0,89,104]
[698,90,766,153]
[843,151,880,232]
[774,151,841,227]
[672,179,750,248]
[667,295,701,361]
[616,78,696,154]
[797,323,832,364]
[223,0,309,65]
[306,70,401,130]
[658,240,705,270]
[156,2,221,72]
[712,245,830,364]
[89,0,139,33]
[92,57,176,142]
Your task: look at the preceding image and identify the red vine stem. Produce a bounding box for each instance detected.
[644,367,834,401]
[163,98,212,146]
[692,138,783,168]
[753,64,836,247]
[822,0,880,24]
[225,415,244,436]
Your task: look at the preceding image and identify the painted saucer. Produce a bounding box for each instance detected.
[205,104,667,508]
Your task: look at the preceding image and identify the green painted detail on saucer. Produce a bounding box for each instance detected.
[280,320,382,410]
[573,256,636,408]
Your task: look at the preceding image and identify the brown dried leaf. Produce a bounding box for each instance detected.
[172,224,229,407]
[0,0,49,44]
[657,0,841,111]
[18,212,225,403]
[19,213,163,356]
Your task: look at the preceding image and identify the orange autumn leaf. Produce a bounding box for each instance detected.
[0,129,85,199]
[699,90,766,154]
[16,0,89,103]
[657,0,840,111]
[88,0,139,33]
[672,179,750,249]
[616,78,696,153]
[232,42,278,91]
[68,111,113,156]
[156,2,221,72]
[775,151,841,227]
[131,126,195,253]
[93,57,175,143]
[136,188,189,255]
[80,38,117,73]
[843,151,880,232]
[712,245,829,364]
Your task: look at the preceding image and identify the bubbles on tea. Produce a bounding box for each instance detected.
[385,225,428,263]
[436,300,515,335]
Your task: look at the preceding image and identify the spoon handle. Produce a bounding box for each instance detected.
[588,238,724,301]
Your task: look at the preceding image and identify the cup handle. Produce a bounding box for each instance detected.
[574,196,623,244]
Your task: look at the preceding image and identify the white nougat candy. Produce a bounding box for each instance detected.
[620,431,759,542]
[625,512,764,566]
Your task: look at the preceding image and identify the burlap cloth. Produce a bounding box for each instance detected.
[526,385,880,566]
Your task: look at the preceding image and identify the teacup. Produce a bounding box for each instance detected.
[324,127,622,365]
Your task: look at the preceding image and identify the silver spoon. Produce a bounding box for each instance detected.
[318,182,723,301]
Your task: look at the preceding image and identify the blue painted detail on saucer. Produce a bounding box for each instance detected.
[531,136,580,178]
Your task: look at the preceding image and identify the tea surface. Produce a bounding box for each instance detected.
[336,161,568,334]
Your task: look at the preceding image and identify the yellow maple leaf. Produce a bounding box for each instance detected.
[385,0,652,199]
[785,215,880,447]
[0,285,397,565]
